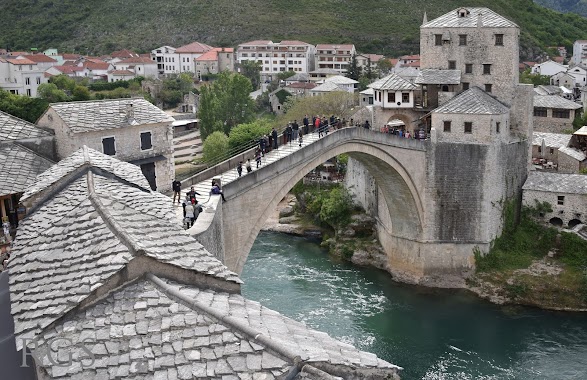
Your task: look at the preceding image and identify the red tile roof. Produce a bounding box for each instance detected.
[62,53,81,60]
[53,65,83,74]
[84,61,111,70]
[6,58,36,65]
[110,49,139,58]
[389,59,399,65]
[316,44,355,50]
[239,40,273,46]
[7,51,28,56]
[553,56,565,63]
[175,42,213,54]
[22,54,57,63]
[109,69,135,75]
[195,50,218,61]
[117,57,155,64]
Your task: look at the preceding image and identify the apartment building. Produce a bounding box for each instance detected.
[0,57,49,97]
[314,44,356,75]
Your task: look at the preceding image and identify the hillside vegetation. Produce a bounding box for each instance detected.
[534,0,587,17]
[1,0,587,58]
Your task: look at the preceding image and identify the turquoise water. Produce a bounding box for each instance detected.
[241,231,587,380]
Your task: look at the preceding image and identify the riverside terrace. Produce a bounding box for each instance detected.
[2,146,401,379]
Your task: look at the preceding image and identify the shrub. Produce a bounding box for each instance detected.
[202,131,229,164]
[319,187,353,228]
[228,120,272,149]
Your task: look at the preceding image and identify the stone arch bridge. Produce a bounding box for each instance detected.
[192,127,525,285]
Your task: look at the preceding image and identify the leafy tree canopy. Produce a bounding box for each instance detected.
[202,130,229,164]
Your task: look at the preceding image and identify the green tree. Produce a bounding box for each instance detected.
[346,54,361,81]
[376,58,393,77]
[72,85,91,101]
[280,91,358,125]
[202,131,229,164]
[520,69,551,86]
[0,89,48,122]
[37,83,69,103]
[320,187,354,228]
[198,72,256,139]
[50,74,76,92]
[228,119,272,149]
[238,60,262,90]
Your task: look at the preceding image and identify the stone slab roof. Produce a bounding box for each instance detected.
[531,132,572,148]
[394,67,420,82]
[10,148,240,350]
[533,95,582,110]
[325,75,358,85]
[369,73,417,91]
[433,86,509,115]
[523,171,587,195]
[31,275,399,379]
[22,146,151,202]
[0,110,53,141]
[310,82,346,93]
[415,69,461,85]
[0,143,54,197]
[422,7,518,28]
[48,98,173,134]
[559,146,586,161]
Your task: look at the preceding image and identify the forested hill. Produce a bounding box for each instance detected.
[534,0,587,17]
[1,0,587,59]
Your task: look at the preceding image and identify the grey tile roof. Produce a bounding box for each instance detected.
[325,75,358,85]
[422,7,518,28]
[22,146,151,202]
[433,87,509,115]
[369,73,417,91]
[10,150,241,351]
[534,85,563,96]
[31,276,400,379]
[533,95,582,110]
[0,143,54,197]
[559,146,586,161]
[394,67,420,82]
[531,132,572,149]
[310,82,347,93]
[49,98,173,134]
[523,171,587,194]
[415,69,461,85]
[0,110,53,141]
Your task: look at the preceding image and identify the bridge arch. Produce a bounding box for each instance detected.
[220,129,427,274]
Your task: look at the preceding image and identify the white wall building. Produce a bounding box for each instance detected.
[151,46,179,76]
[571,40,587,67]
[237,40,316,82]
[114,57,158,78]
[531,60,568,77]
[0,57,49,97]
[370,73,417,109]
[314,44,356,75]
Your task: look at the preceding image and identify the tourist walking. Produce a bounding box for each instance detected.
[303,115,309,134]
[272,128,278,149]
[188,186,200,202]
[292,120,299,140]
[255,149,262,168]
[298,131,303,147]
[246,159,252,173]
[172,179,181,203]
[314,116,321,134]
[184,200,195,228]
[237,161,243,177]
[364,120,370,130]
[286,124,293,144]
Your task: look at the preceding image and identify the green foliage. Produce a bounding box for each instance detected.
[475,202,558,272]
[198,72,256,140]
[519,69,551,86]
[572,111,587,130]
[88,77,143,92]
[274,89,291,105]
[580,167,587,175]
[37,83,69,103]
[50,74,76,92]
[346,54,361,81]
[558,232,587,268]
[2,0,587,59]
[0,89,48,122]
[202,131,229,163]
[228,120,272,149]
[280,91,357,126]
[276,71,296,81]
[238,60,262,90]
[319,187,353,228]
[526,200,553,218]
[72,85,91,101]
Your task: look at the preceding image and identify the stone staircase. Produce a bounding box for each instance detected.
[173,130,202,163]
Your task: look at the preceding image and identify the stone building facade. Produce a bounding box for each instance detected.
[523,171,587,228]
[533,95,582,133]
[36,98,175,192]
[420,7,519,106]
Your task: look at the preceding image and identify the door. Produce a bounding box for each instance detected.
[140,163,157,191]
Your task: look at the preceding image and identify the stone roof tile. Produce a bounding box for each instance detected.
[531,132,572,149]
[422,7,518,28]
[533,95,582,110]
[559,146,586,161]
[415,69,461,85]
[523,171,587,194]
[369,73,417,91]
[0,110,53,141]
[433,87,509,114]
[48,98,173,134]
[0,144,54,197]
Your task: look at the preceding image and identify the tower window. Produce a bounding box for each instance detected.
[465,64,473,74]
[464,122,473,134]
[435,34,442,46]
[495,34,504,46]
[459,35,467,46]
[483,64,492,75]
[444,121,451,132]
[485,84,492,93]
[448,60,456,70]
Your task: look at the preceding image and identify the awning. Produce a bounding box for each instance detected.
[574,126,587,136]
[172,119,198,127]
[129,155,168,166]
[387,119,405,127]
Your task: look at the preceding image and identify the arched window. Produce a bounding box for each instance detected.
[549,217,563,227]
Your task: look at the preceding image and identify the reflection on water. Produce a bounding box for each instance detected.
[241,231,587,380]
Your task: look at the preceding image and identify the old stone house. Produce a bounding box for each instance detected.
[523,171,587,228]
[533,95,581,133]
[36,98,175,192]
[5,147,401,379]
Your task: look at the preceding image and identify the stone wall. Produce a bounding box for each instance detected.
[523,189,586,227]
[190,195,225,262]
[432,112,510,144]
[16,135,57,161]
[533,111,576,134]
[557,151,582,174]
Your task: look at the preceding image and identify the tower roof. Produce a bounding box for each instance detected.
[433,87,509,114]
[422,7,518,28]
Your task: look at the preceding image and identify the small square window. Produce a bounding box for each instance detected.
[140,131,152,150]
[388,92,396,103]
[465,64,473,74]
[448,60,456,70]
[464,122,472,134]
[102,137,116,156]
[557,196,565,205]
[462,82,470,90]
[549,148,554,154]
[483,64,491,75]
[402,93,410,103]
[459,34,467,46]
[495,34,504,46]
[443,121,451,132]
[485,84,492,93]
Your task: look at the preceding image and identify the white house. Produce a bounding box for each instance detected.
[107,70,136,82]
[151,46,178,76]
[314,44,356,75]
[571,40,587,67]
[531,60,568,77]
[114,57,158,78]
[175,41,214,74]
[0,57,49,97]
[369,73,417,109]
[323,75,358,93]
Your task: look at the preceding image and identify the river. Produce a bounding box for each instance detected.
[241,231,587,380]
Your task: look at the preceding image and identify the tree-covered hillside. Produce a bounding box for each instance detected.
[534,0,587,17]
[1,0,587,59]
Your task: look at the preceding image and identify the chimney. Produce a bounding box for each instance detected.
[125,102,134,121]
[422,12,428,26]
[477,12,483,28]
